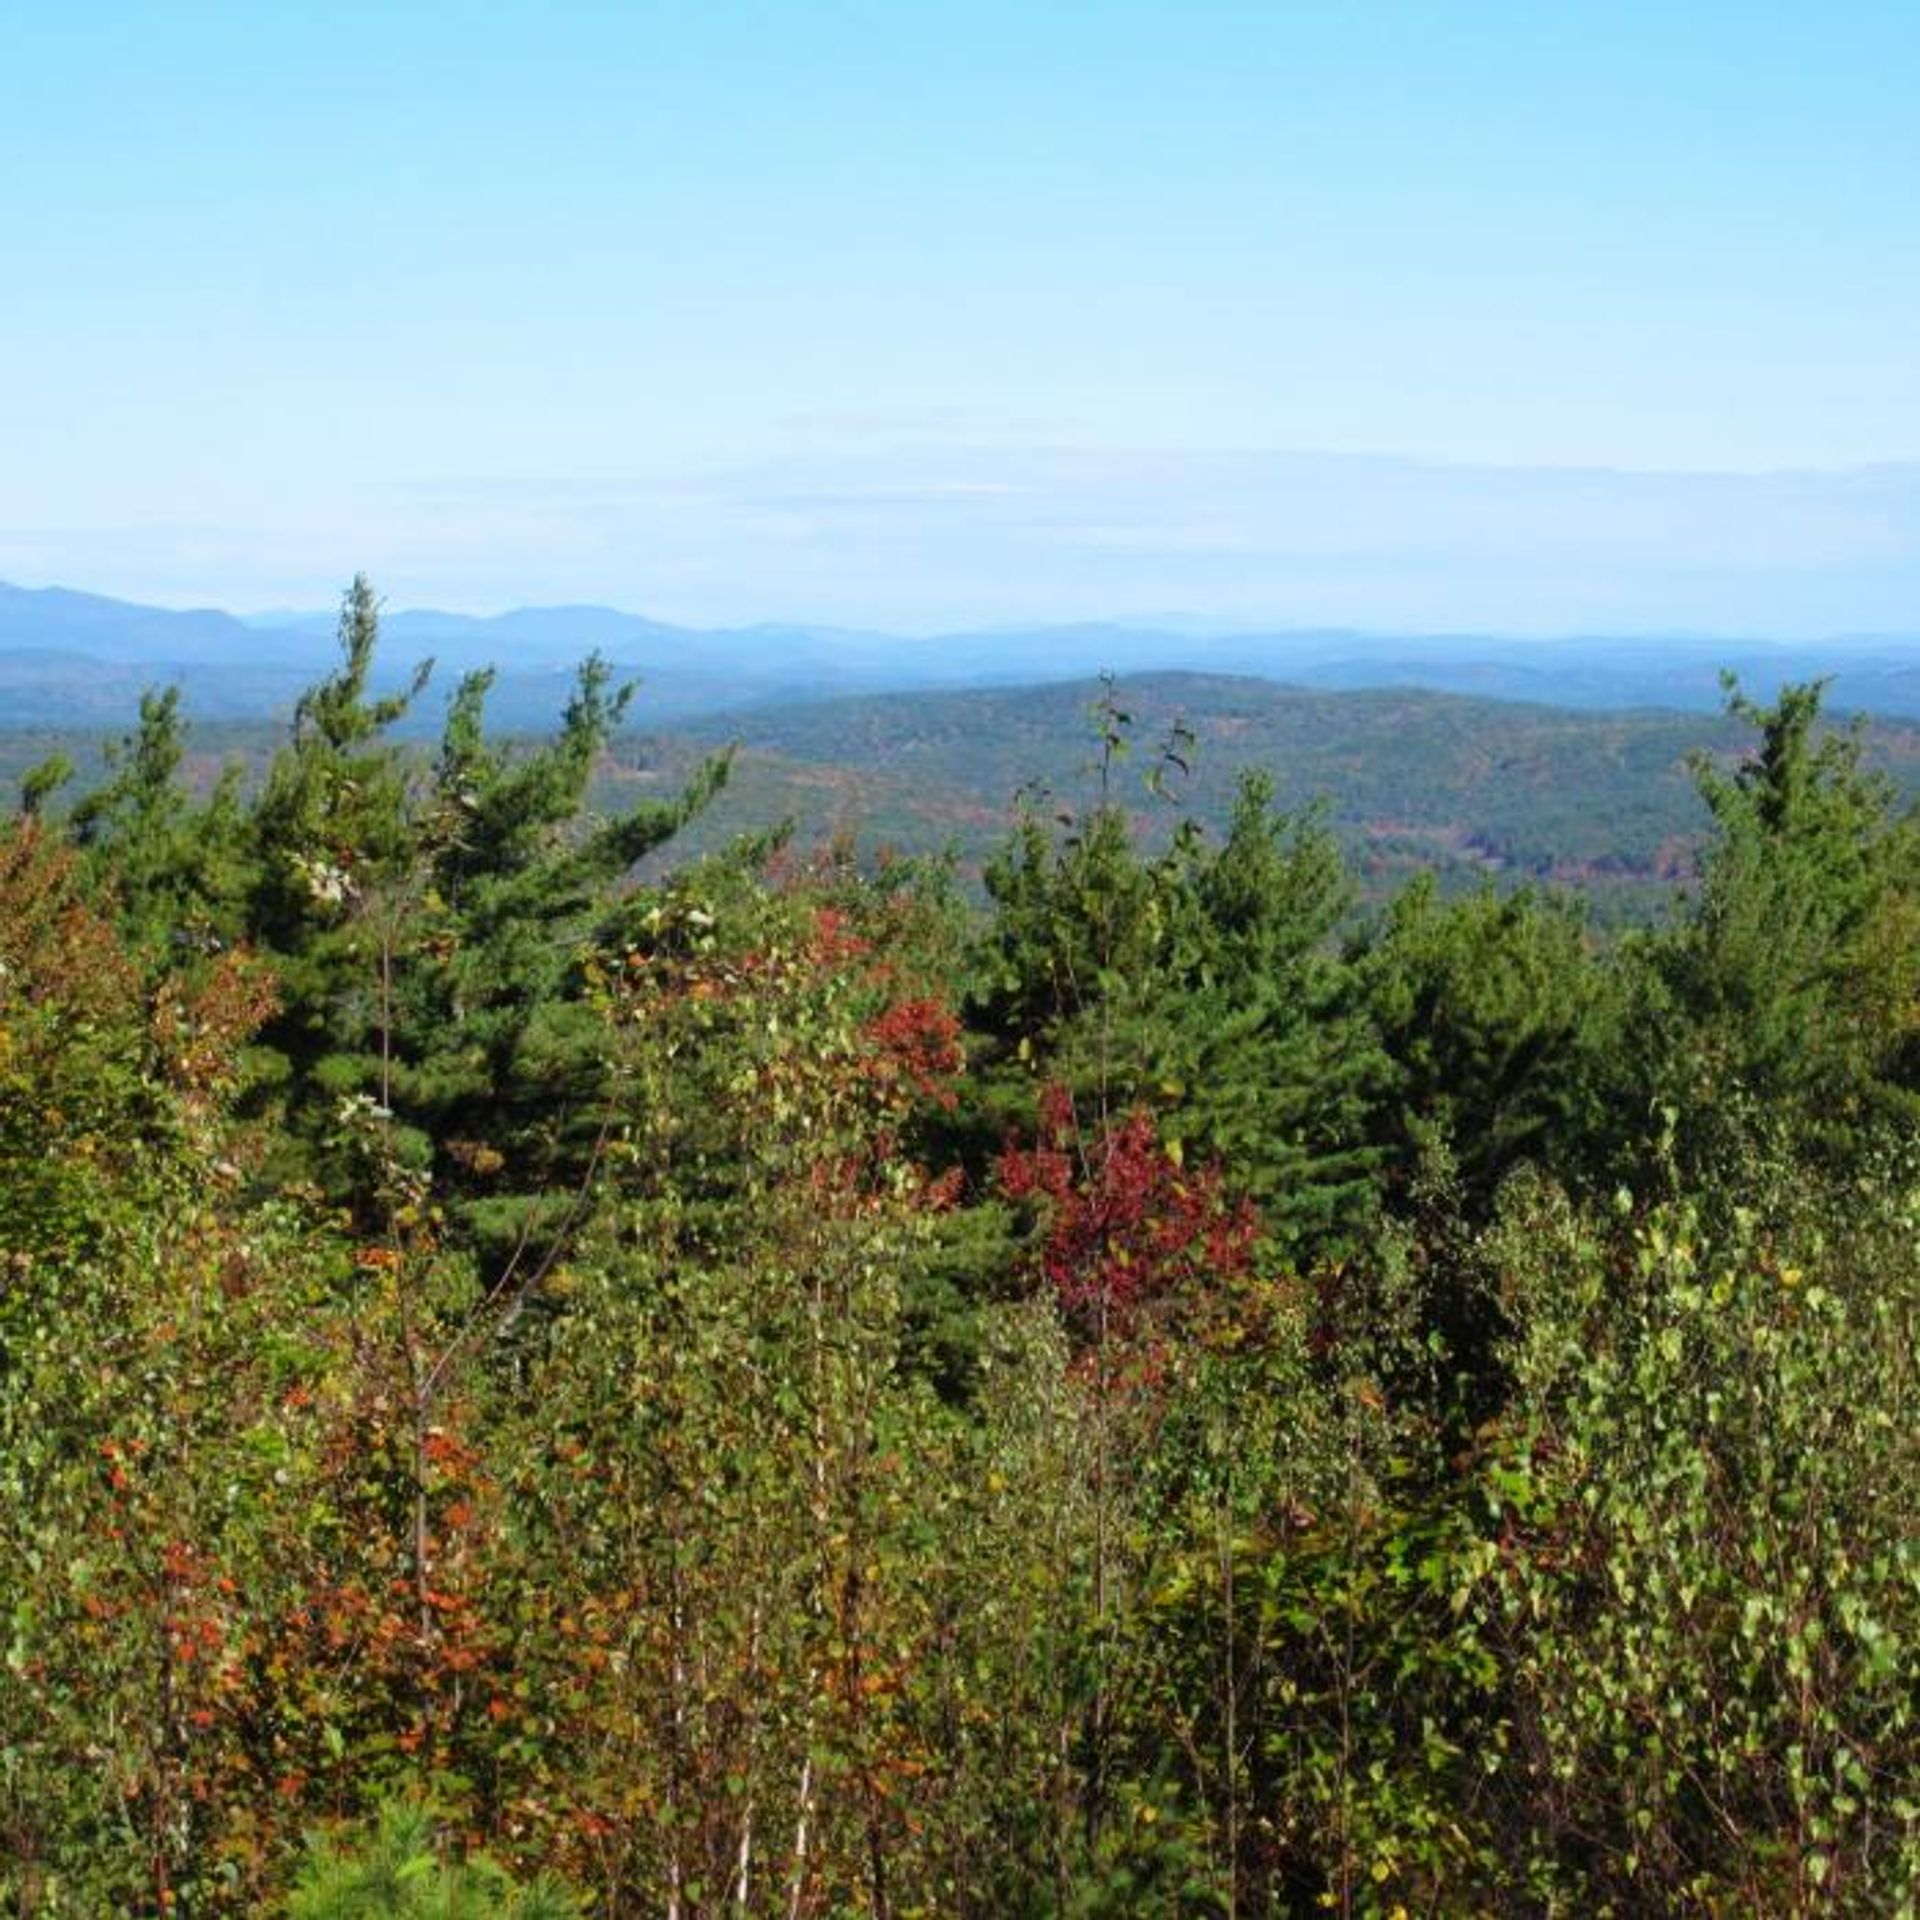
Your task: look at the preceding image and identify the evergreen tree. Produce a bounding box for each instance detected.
[234,577,730,1249]
[289,1799,581,1918]
[241,575,438,1199]
[397,655,729,1256]
[1641,675,1920,1173]
[972,770,1386,1260]
[1359,875,1606,1209]
[1147,772,1386,1251]
[70,684,249,958]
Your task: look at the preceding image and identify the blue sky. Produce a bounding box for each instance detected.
[3,2,1918,630]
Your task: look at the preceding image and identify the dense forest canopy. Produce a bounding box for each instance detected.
[18,670,1920,929]
[3,579,1918,1913]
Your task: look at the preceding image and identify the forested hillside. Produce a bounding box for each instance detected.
[646,675,1847,917]
[4,580,1919,1913]
[18,669,1920,925]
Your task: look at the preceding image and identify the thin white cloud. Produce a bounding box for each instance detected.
[5,448,1918,635]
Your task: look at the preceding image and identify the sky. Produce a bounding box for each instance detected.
[3,1,1918,632]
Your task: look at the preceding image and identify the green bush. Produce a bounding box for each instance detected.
[288,1799,581,1919]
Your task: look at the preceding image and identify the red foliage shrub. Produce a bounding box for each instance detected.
[998,1083,1259,1344]
[864,996,965,1109]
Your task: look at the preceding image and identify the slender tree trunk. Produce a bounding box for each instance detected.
[731,1602,762,1913]
[785,1752,815,1920]
[666,1558,687,1920]
[412,1404,433,1646]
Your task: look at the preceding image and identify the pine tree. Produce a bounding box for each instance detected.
[241,575,438,1201]
[288,1799,581,1918]
[233,577,730,1249]
[1359,875,1605,1209]
[972,769,1386,1260]
[397,654,729,1257]
[1645,676,1920,1170]
[1146,772,1387,1251]
[70,684,249,958]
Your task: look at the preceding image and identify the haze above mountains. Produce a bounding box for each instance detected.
[7,579,1920,733]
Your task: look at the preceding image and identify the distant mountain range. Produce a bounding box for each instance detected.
[6,579,1920,731]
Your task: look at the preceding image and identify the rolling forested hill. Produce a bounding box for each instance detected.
[13,670,1920,922]
[627,672,1920,917]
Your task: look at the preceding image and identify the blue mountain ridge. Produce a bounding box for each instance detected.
[4,580,1920,730]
